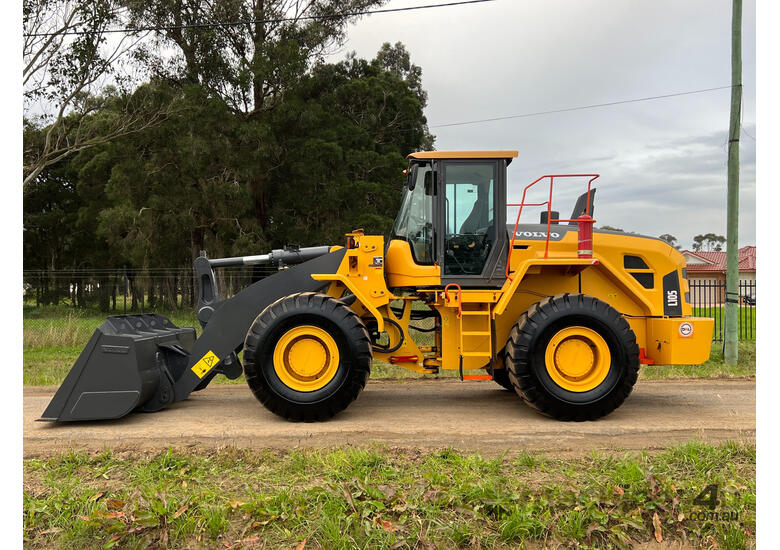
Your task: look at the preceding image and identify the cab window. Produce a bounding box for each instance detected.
[391,163,434,264]
[444,162,496,275]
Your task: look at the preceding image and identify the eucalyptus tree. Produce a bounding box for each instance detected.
[23,0,168,187]
[123,0,391,230]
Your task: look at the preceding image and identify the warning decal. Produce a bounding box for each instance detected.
[191,350,220,378]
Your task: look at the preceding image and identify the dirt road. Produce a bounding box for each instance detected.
[24,379,755,457]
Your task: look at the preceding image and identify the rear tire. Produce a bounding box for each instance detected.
[505,293,639,421]
[491,355,515,391]
[243,292,372,421]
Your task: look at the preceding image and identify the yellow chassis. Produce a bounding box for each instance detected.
[314,232,713,375]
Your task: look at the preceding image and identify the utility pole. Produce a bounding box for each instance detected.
[724,0,742,365]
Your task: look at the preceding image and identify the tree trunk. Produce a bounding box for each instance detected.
[131,277,138,311]
[148,278,156,309]
[191,227,204,262]
[249,0,269,230]
[76,277,85,308]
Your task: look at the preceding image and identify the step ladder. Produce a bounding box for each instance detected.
[444,284,495,381]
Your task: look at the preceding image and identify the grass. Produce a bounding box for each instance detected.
[639,341,756,380]
[692,305,756,325]
[691,306,757,343]
[23,442,755,549]
[22,305,755,386]
[23,306,202,386]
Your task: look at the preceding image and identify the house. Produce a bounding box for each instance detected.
[680,246,756,305]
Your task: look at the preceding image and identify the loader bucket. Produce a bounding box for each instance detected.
[40,247,348,422]
[39,314,196,422]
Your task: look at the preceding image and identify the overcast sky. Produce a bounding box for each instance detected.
[327,0,756,248]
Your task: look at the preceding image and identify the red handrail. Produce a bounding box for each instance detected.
[506,174,600,279]
[444,283,462,318]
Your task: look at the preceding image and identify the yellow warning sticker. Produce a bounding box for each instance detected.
[191,350,220,379]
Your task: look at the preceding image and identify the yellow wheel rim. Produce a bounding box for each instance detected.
[273,325,340,392]
[544,326,611,392]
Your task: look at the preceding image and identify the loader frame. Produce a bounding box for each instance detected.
[41,151,715,422]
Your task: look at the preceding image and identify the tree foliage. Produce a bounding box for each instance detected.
[658,233,681,249]
[692,233,726,252]
[23,38,434,308]
[23,0,169,187]
[24,0,434,310]
[124,0,390,115]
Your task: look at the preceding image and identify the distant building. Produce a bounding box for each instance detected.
[680,246,756,304]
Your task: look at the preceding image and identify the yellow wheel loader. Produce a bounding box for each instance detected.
[40,151,713,423]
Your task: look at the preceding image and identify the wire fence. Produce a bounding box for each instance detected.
[22,266,280,313]
[688,279,756,342]
[22,269,756,351]
[22,267,281,350]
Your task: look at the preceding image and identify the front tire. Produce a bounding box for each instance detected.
[243,292,372,421]
[505,293,639,421]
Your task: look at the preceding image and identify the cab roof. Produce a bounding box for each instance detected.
[407,150,518,164]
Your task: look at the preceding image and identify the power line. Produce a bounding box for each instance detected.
[430,85,734,128]
[24,0,498,38]
[738,93,755,141]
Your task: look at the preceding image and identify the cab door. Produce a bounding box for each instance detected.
[385,161,442,288]
[439,159,507,287]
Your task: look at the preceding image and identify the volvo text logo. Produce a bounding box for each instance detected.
[514,231,561,239]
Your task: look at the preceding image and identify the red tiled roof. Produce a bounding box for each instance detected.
[739,245,756,270]
[681,246,756,273]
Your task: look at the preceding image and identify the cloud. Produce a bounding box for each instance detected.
[332,0,756,248]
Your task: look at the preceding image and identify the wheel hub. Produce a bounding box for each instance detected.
[273,325,339,391]
[544,326,611,392]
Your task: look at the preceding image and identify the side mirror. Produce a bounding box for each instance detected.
[408,166,417,191]
[424,170,436,195]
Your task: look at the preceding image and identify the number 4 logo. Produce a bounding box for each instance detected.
[693,484,719,509]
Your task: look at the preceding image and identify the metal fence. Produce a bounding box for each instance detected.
[688,279,755,341]
[22,266,282,352]
[23,266,279,314]
[23,269,756,348]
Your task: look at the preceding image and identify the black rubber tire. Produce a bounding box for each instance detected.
[243,292,372,421]
[490,352,515,391]
[505,293,639,421]
[492,368,515,391]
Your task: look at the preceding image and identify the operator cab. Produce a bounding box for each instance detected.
[386,151,518,288]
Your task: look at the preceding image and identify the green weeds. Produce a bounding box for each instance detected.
[24,443,755,549]
[640,342,756,380]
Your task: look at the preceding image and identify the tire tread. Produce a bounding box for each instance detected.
[506,293,639,421]
[243,292,371,422]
